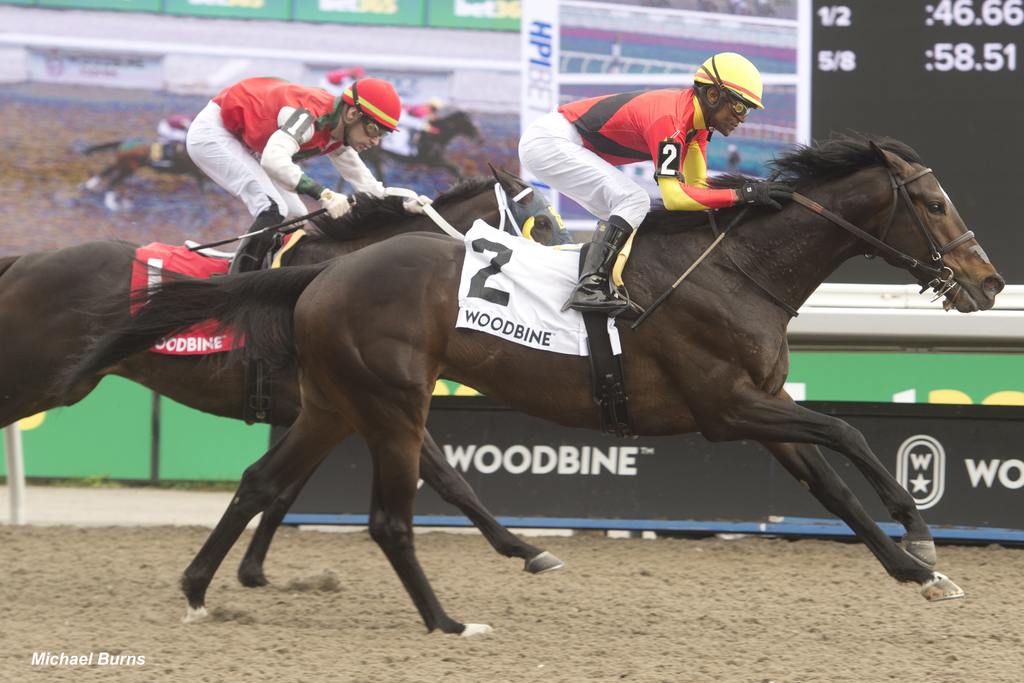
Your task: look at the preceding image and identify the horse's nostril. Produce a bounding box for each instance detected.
[984,275,1005,296]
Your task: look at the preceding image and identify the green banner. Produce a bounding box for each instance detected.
[788,352,1024,405]
[293,0,424,25]
[427,0,519,30]
[37,0,159,9]
[164,0,290,20]
[0,0,37,6]
[157,396,269,481]
[437,352,1024,406]
[0,378,267,481]
[0,378,151,480]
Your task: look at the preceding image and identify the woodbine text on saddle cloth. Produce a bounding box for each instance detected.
[456,221,621,356]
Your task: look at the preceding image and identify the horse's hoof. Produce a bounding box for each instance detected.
[237,564,269,588]
[921,572,965,602]
[238,571,269,588]
[182,605,209,623]
[460,623,493,637]
[524,551,564,574]
[903,537,937,568]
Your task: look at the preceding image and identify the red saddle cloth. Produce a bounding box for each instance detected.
[131,242,240,355]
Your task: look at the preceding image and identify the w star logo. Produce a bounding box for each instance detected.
[896,434,946,510]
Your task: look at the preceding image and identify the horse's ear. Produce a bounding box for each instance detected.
[490,165,526,193]
[872,141,912,175]
[868,140,887,163]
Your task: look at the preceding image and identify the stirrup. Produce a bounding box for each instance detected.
[570,296,629,316]
[563,282,629,315]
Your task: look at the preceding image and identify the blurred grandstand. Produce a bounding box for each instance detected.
[560,3,796,75]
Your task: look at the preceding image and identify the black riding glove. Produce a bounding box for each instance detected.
[735,181,794,211]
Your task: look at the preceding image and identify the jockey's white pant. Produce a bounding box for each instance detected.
[186,101,307,219]
[519,111,650,230]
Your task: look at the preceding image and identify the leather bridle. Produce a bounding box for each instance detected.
[790,165,975,301]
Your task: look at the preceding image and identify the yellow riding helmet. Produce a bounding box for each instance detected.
[693,52,764,110]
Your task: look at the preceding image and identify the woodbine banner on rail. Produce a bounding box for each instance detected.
[285,399,1024,542]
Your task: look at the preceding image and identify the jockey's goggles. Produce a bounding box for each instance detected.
[361,116,391,138]
[724,91,752,117]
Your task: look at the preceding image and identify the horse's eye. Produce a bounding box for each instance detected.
[926,201,945,215]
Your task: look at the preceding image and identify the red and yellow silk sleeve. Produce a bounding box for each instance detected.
[657,135,737,211]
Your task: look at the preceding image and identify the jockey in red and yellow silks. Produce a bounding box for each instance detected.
[520,52,793,315]
[558,88,736,211]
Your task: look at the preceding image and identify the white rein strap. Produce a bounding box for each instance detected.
[384,186,462,239]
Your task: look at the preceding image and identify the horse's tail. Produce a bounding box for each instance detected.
[82,140,124,155]
[0,255,20,280]
[65,263,331,387]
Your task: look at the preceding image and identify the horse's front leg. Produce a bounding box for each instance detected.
[759,440,958,601]
[697,386,960,601]
[419,431,563,573]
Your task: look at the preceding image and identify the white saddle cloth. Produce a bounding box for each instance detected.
[456,221,621,356]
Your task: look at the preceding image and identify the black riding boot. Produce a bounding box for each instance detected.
[229,205,283,275]
[563,215,633,315]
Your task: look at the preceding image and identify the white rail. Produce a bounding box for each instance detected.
[4,425,26,525]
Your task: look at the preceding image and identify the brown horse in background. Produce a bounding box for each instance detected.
[69,135,1005,635]
[82,138,207,211]
[2,170,570,585]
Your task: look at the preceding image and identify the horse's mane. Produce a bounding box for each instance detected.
[766,133,920,187]
[642,133,922,234]
[312,177,493,242]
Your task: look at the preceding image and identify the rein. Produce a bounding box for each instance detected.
[190,182,517,253]
[728,166,975,316]
[383,187,461,238]
[790,166,974,302]
[792,167,973,277]
[635,164,976,325]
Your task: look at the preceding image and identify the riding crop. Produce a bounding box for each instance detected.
[187,209,327,251]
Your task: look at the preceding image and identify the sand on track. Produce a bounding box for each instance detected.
[1,525,1021,682]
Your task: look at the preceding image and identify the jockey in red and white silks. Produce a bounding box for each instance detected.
[186,76,427,273]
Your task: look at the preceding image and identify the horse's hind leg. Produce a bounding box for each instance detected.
[235,429,563,589]
[419,431,563,573]
[181,409,349,621]
[364,424,490,635]
[236,468,314,587]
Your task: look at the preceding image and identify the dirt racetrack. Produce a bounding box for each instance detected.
[1,526,1022,682]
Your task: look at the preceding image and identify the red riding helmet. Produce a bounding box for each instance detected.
[341,78,402,132]
[325,65,365,86]
[166,114,191,129]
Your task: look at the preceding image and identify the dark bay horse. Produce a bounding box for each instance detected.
[82,138,207,211]
[361,110,481,183]
[3,169,570,585]
[69,136,1005,635]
